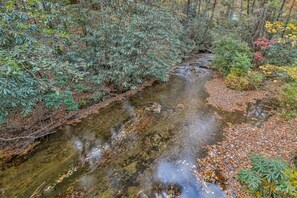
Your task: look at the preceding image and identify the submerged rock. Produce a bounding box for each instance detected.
[177,104,185,110]
[152,103,162,114]
[144,103,162,114]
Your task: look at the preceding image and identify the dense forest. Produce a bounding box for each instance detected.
[1,0,296,125]
[0,0,297,197]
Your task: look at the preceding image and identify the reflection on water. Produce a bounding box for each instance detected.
[152,160,227,198]
[1,54,229,198]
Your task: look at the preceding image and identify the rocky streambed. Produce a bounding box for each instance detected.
[1,54,276,198]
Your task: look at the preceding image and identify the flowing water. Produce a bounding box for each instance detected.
[1,54,240,198]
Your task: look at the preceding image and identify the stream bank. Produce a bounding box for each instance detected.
[1,53,231,198]
[2,53,293,198]
[198,73,297,197]
[0,79,157,169]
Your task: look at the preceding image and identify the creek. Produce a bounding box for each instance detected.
[1,54,270,198]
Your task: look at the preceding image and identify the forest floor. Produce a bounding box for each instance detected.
[0,80,156,169]
[197,72,297,197]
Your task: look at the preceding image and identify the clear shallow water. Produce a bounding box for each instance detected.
[1,54,229,198]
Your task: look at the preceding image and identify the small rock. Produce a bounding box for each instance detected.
[177,104,185,110]
[152,103,162,114]
[144,107,151,111]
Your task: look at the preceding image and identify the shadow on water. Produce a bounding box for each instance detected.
[1,53,270,198]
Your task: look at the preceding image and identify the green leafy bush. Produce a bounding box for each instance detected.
[212,36,252,76]
[237,154,297,197]
[0,1,185,124]
[0,1,80,123]
[225,70,250,91]
[265,43,297,66]
[74,84,90,93]
[78,99,90,109]
[92,89,109,102]
[248,71,264,89]
[259,64,297,82]
[225,69,263,90]
[187,15,213,51]
[0,73,44,123]
[279,81,297,117]
[68,2,184,90]
[45,90,78,111]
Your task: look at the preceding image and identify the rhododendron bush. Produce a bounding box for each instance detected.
[252,21,297,66]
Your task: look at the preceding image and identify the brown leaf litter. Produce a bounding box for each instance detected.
[198,73,297,197]
[197,116,297,197]
[205,73,268,112]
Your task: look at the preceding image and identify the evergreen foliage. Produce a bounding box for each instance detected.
[67,1,184,89]
[279,81,297,117]
[0,0,78,123]
[237,154,297,197]
[0,0,184,124]
[265,43,297,66]
[212,36,252,76]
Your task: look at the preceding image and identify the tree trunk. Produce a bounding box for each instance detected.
[240,0,243,16]
[197,0,201,17]
[275,0,287,21]
[247,0,250,14]
[194,0,199,17]
[251,0,256,14]
[185,0,191,28]
[282,0,295,37]
[70,0,79,4]
[201,0,217,44]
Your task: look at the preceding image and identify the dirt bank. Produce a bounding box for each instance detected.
[198,74,297,197]
[205,72,268,112]
[0,79,156,169]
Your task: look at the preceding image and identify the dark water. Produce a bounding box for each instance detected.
[1,54,231,198]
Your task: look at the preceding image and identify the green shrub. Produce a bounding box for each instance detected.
[0,73,44,123]
[187,15,213,51]
[265,43,297,66]
[79,99,90,109]
[225,69,263,90]
[279,82,297,117]
[92,89,109,102]
[232,52,252,73]
[0,1,184,124]
[69,2,184,89]
[0,1,81,123]
[212,36,252,76]
[237,154,297,197]
[74,84,90,93]
[225,70,250,91]
[45,90,78,111]
[248,71,264,89]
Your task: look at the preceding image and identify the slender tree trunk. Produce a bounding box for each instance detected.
[194,0,199,17]
[70,0,78,4]
[247,0,250,14]
[275,0,287,21]
[201,0,217,44]
[185,0,191,28]
[253,6,268,40]
[240,0,243,16]
[227,0,235,18]
[204,0,211,14]
[251,0,256,14]
[197,0,201,17]
[282,0,295,37]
